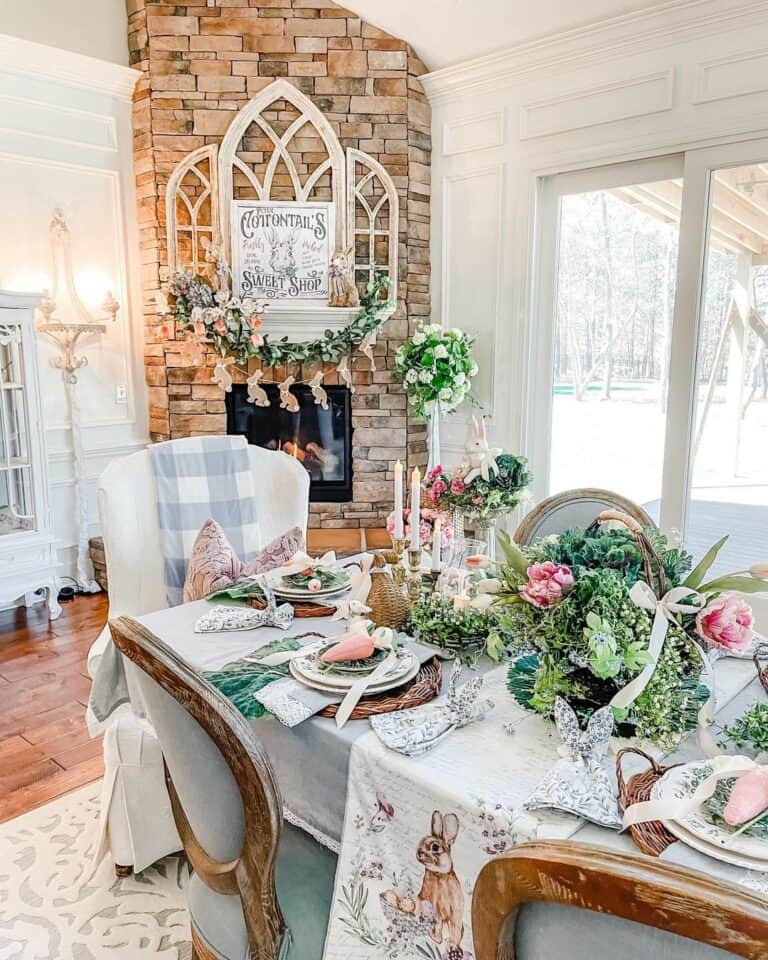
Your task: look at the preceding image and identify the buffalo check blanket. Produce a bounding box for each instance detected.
[150,435,261,606]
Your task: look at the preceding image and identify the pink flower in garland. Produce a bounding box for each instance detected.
[696,593,754,653]
[250,331,264,347]
[520,561,574,609]
[213,318,227,336]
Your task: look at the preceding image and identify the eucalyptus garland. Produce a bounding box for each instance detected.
[168,267,394,368]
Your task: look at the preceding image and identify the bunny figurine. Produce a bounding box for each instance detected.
[328,246,360,308]
[460,416,501,484]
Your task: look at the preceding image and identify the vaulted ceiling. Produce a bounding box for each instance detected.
[343,0,667,70]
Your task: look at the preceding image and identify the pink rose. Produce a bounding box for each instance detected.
[450,477,465,495]
[427,465,443,481]
[250,331,264,347]
[696,593,753,653]
[520,561,574,609]
[431,478,447,499]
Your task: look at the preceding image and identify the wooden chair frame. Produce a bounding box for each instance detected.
[514,487,655,545]
[472,841,768,960]
[110,616,286,960]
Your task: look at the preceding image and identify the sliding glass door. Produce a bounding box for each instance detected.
[533,141,768,571]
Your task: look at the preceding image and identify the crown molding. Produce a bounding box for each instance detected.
[0,34,140,102]
[421,0,768,104]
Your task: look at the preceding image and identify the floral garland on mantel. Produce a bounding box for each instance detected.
[162,239,394,406]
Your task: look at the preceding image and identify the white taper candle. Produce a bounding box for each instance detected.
[431,518,441,571]
[410,467,421,551]
[393,459,404,539]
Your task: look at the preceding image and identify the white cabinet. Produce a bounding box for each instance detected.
[0,291,60,618]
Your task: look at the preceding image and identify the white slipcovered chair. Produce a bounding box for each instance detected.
[88,438,310,875]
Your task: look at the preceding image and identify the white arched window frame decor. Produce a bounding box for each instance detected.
[346,148,399,303]
[165,144,219,277]
[217,78,346,259]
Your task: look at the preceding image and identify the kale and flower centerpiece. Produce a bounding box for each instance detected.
[495,516,768,747]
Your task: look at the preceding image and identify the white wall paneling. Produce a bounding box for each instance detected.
[424,0,768,488]
[0,35,146,584]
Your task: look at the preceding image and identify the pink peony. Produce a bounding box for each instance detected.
[696,593,754,653]
[450,477,466,495]
[520,561,574,609]
[430,478,447,499]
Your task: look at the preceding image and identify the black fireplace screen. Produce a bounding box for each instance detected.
[226,383,352,502]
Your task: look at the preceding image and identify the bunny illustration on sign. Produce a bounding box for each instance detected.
[460,416,501,484]
[278,375,299,413]
[267,228,297,277]
[246,368,270,407]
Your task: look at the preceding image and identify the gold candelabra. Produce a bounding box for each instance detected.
[407,547,422,603]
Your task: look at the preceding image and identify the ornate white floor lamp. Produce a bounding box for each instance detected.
[36,210,118,593]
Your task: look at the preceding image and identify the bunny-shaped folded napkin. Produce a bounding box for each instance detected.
[370,660,494,756]
[524,697,621,828]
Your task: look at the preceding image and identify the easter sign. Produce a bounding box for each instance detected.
[230,200,333,301]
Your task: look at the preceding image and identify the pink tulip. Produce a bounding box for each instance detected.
[520,561,574,609]
[696,593,753,653]
[724,767,768,826]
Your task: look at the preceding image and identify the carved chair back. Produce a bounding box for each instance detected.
[109,615,286,959]
[514,487,655,545]
[472,841,768,960]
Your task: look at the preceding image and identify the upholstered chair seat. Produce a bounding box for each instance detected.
[188,823,337,960]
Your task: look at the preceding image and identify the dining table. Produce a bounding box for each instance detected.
[91,574,768,960]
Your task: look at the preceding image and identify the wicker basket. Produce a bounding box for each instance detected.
[366,554,410,630]
[616,746,680,857]
[319,657,442,720]
[588,509,667,596]
[249,596,337,618]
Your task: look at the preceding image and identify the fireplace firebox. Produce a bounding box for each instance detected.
[226,383,352,502]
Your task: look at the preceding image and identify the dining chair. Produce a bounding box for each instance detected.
[87,438,310,877]
[514,487,655,545]
[472,841,768,960]
[109,614,337,960]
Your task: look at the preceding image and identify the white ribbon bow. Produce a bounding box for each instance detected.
[267,550,337,580]
[610,581,719,756]
[622,754,756,829]
[332,553,373,622]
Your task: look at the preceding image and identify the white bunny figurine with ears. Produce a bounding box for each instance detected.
[461,416,501,484]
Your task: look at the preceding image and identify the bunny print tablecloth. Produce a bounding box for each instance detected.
[322,668,582,960]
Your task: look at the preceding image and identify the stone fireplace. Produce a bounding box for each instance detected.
[127,0,431,530]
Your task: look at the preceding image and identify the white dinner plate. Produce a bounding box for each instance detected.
[290,647,417,690]
[272,582,351,600]
[290,656,420,695]
[660,816,768,871]
[652,762,768,865]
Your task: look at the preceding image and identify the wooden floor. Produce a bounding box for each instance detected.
[0,592,109,823]
[0,528,386,824]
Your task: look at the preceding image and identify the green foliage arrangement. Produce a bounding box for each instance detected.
[168,267,393,367]
[496,525,766,748]
[394,322,478,418]
[405,595,505,664]
[424,454,532,525]
[721,701,768,756]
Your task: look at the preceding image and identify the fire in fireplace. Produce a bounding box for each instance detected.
[225,383,352,502]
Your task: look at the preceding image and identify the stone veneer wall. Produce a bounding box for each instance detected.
[126,0,430,529]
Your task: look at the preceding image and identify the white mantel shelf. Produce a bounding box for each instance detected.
[264,303,362,340]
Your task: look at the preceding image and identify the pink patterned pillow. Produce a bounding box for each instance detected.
[183,519,304,603]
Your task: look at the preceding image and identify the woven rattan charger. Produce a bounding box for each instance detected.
[287,630,442,721]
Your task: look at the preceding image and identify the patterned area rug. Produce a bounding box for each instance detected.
[0,780,192,959]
